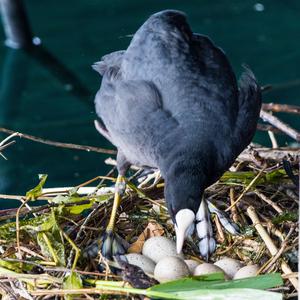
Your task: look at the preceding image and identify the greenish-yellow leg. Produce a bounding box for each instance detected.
[101,175,127,259]
[106,175,126,232]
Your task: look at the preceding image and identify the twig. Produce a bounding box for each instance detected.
[0,132,18,159]
[282,273,299,279]
[247,206,298,290]
[261,227,295,273]
[30,287,140,297]
[66,173,116,269]
[214,215,225,243]
[16,197,31,262]
[260,110,300,142]
[0,140,15,151]
[0,197,97,222]
[0,194,50,201]
[267,130,278,148]
[225,168,266,212]
[229,188,239,223]
[262,103,300,115]
[239,146,300,162]
[0,132,18,147]
[0,127,116,155]
[41,186,115,196]
[254,190,283,213]
[257,123,282,133]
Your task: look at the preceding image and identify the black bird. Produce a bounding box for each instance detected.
[93,10,261,260]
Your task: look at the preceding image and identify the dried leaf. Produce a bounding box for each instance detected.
[128,221,164,253]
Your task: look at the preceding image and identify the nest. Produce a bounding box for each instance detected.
[0,145,298,299]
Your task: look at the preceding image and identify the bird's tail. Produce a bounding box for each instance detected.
[233,66,262,155]
[92,50,125,76]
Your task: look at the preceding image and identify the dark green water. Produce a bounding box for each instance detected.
[0,1,299,203]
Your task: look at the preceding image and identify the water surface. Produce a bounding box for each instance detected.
[0,1,299,202]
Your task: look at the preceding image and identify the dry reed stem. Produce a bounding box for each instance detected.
[247,206,298,290]
[214,215,225,243]
[229,188,239,223]
[261,227,295,273]
[226,168,265,211]
[254,190,283,213]
[268,130,279,148]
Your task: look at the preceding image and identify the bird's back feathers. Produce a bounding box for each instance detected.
[94,9,261,184]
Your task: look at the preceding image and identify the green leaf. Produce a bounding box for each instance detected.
[265,169,286,183]
[66,202,93,214]
[0,266,62,287]
[220,169,287,186]
[221,171,257,184]
[126,180,146,197]
[37,232,65,266]
[21,212,56,233]
[0,259,22,272]
[63,272,83,300]
[0,220,18,241]
[93,277,283,300]
[51,194,94,215]
[150,273,283,293]
[64,272,83,288]
[26,174,48,200]
[0,259,34,272]
[272,211,298,224]
[160,288,282,300]
[21,211,66,266]
[0,214,57,242]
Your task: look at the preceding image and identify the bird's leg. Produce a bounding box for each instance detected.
[101,174,128,259]
[83,152,130,260]
[107,174,126,231]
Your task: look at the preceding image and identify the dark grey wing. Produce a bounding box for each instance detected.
[92,50,125,75]
[192,34,237,88]
[232,66,261,156]
[95,69,177,167]
[93,50,125,144]
[191,34,239,123]
[121,19,239,129]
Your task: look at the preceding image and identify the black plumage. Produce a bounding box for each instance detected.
[93,10,261,259]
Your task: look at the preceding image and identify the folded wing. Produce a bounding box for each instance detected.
[94,57,178,167]
[232,66,262,156]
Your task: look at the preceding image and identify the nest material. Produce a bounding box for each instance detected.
[0,145,298,299]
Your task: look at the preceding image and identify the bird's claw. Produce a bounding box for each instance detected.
[82,231,128,260]
[196,200,216,261]
[101,231,128,260]
[195,199,240,260]
[207,200,240,235]
[83,239,101,259]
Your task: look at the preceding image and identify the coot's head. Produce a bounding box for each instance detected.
[164,162,205,254]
